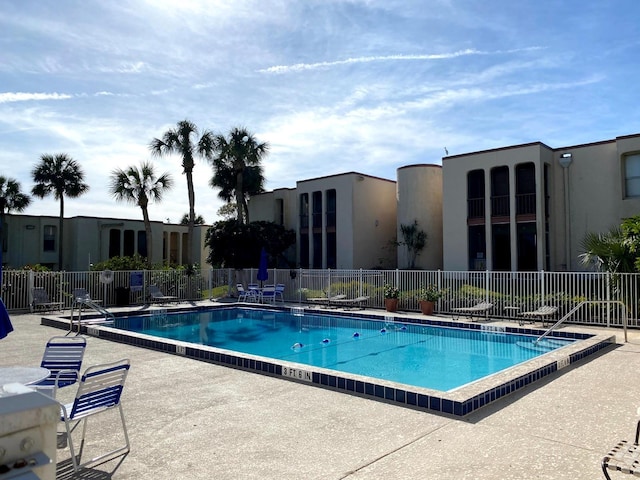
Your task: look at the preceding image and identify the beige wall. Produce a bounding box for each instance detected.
[351,174,397,269]
[397,164,443,269]
[3,214,209,270]
[442,143,553,271]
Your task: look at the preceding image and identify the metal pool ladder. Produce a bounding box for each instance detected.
[534,300,628,345]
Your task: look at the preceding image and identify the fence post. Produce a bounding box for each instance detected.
[540,270,545,304]
[359,269,363,297]
[28,269,34,313]
[606,271,611,328]
[485,270,490,303]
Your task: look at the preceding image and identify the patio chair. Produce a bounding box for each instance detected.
[451,301,493,321]
[333,296,370,310]
[307,294,347,308]
[274,284,286,303]
[519,305,558,326]
[237,284,258,302]
[31,287,63,313]
[602,412,640,479]
[33,335,87,398]
[260,285,276,304]
[59,359,131,473]
[72,288,101,307]
[148,285,178,304]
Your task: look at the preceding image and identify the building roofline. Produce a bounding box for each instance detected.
[397,163,442,171]
[297,171,395,185]
[443,141,552,160]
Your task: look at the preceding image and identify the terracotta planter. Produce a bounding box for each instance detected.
[384,298,399,312]
[419,300,435,315]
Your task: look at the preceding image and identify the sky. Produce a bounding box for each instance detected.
[2,0,639,224]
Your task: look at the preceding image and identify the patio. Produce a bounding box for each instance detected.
[2,307,640,479]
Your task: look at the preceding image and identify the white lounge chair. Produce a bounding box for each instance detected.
[148,285,178,304]
[59,359,131,472]
[307,294,347,308]
[519,305,558,326]
[260,285,276,304]
[333,296,370,310]
[602,409,640,479]
[31,287,63,313]
[32,335,87,398]
[237,284,258,302]
[452,301,493,321]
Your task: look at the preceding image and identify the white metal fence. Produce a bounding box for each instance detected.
[2,268,638,328]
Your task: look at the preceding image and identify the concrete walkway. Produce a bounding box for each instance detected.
[2,311,639,479]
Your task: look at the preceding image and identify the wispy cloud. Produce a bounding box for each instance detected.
[259,47,544,74]
[0,92,73,103]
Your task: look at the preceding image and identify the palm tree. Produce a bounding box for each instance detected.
[0,177,31,264]
[209,127,268,224]
[579,228,636,274]
[31,153,89,270]
[149,120,215,265]
[180,213,205,225]
[109,161,173,268]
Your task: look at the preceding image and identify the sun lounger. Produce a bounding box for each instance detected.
[602,411,640,479]
[148,285,178,304]
[519,305,558,326]
[451,302,493,321]
[307,294,347,308]
[31,287,63,313]
[333,296,370,310]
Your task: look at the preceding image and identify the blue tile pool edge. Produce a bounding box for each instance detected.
[40,308,616,417]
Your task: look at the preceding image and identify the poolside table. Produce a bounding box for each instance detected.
[0,366,50,386]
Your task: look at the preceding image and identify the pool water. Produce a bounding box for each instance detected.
[114,307,575,392]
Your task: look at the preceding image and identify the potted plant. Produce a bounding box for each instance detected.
[383,283,400,312]
[417,284,443,315]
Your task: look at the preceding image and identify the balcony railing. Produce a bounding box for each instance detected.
[516,193,536,215]
[491,195,510,216]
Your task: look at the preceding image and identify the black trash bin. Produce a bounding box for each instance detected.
[115,287,130,306]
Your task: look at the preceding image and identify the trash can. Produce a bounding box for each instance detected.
[115,287,130,306]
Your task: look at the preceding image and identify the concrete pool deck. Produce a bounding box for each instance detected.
[2,305,639,479]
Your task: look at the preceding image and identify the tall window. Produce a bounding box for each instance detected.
[43,225,56,252]
[123,230,135,256]
[312,191,322,229]
[625,153,640,197]
[491,166,510,217]
[108,228,120,258]
[468,225,486,270]
[299,194,309,229]
[515,163,536,215]
[326,189,336,228]
[276,199,284,225]
[467,170,485,219]
[137,230,147,258]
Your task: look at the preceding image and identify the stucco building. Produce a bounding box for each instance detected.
[443,133,640,271]
[1,214,210,271]
[4,133,639,273]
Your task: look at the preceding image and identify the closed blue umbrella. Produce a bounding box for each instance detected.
[257,248,269,287]
[0,231,14,339]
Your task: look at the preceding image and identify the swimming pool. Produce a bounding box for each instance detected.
[42,305,614,416]
[113,307,574,392]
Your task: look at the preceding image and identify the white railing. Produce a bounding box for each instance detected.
[2,268,638,328]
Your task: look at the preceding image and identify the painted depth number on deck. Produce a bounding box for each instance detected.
[282,366,312,382]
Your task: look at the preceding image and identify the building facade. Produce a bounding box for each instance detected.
[5,133,639,273]
[1,214,210,271]
[443,134,640,271]
[249,172,398,269]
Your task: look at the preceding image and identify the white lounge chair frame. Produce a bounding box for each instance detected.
[333,296,370,310]
[452,302,493,321]
[31,287,63,313]
[33,335,87,398]
[148,285,178,304]
[237,284,258,302]
[602,415,640,479]
[59,359,131,472]
[519,305,558,326]
[307,294,347,309]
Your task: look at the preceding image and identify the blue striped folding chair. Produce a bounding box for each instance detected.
[59,359,130,472]
[33,335,87,398]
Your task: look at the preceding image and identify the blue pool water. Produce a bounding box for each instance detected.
[113,307,575,391]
